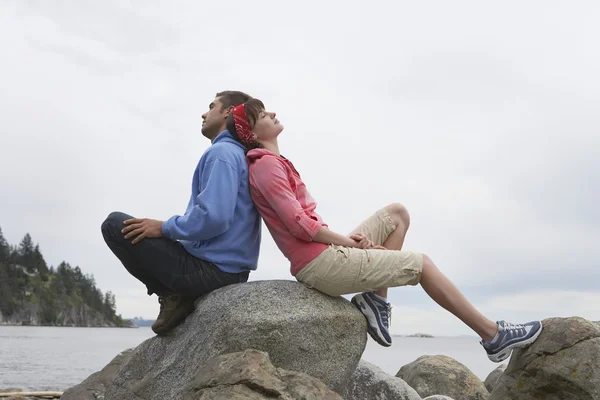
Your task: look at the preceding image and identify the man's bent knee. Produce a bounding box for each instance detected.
[101,211,132,238]
[385,203,410,229]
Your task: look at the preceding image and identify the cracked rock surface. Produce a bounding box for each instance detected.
[490,317,600,400]
[61,348,134,400]
[483,364,506,393]
[183,349,341,399]
[345,360,421,400]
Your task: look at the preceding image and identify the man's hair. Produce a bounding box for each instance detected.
[216,90,251,110]
[226,98,265,153]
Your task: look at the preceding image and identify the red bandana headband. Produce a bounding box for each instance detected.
[232,104,253,146]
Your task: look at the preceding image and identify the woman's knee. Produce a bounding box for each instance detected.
[421,253,435,273]
[385,203,410,229]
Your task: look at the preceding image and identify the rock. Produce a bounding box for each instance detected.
[423,396,456,400]
[396,355,489,400]
[183,349,342,399]
[484,364,506,393]
[0,303,39,325]
[71,280,366,399]
[61,348,134,399]
[490,317,600,400]
[344,360,421,400]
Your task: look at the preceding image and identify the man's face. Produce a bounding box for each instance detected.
[201,97,229,139]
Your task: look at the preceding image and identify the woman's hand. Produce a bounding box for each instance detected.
[349,233,374,249]
[349,233,388,250]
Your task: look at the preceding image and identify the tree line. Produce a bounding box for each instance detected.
[0,226,123,325]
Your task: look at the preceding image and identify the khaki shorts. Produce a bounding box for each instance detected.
[295,208,423,297]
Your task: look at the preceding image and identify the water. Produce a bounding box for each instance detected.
[363,335,502,380]
[0,326,155,391]
[0,326,501,392]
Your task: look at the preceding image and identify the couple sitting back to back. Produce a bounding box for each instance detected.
[101,90,542,363]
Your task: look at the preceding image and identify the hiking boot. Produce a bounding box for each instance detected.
[151,294,196,335]
[481,320,543,362]
[351,292,393,347]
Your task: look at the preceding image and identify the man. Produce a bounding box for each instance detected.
[101,91,261,335]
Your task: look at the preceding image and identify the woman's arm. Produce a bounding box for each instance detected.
[251,158,324,242]
[313,227,358,247]
[251,157,377,249]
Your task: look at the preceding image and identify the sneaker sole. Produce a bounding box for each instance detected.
[351,295,392,347]
[487,322,543,363]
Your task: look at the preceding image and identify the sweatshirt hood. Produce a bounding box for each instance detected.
[213,130,244,150]
[246,148,279,163]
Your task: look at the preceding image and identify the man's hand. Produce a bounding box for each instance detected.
[122,218,164,244]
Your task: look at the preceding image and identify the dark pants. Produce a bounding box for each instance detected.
[101,212,249,297]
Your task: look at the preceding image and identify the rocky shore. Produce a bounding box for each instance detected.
[0,304,138,328]
[58,280,600,400]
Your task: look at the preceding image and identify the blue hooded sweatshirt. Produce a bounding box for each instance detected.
[161,130,261,273]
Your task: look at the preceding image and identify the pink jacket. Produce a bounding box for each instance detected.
[247,149,328,275]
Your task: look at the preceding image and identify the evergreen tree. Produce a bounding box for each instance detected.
[0,262,16,315]
[0,227,9,262]
[33,244,49,277]
[18,233,36,273]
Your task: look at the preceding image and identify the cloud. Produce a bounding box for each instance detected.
[1,1,598,334]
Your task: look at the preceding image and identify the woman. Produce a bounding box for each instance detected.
[226,98,542,362]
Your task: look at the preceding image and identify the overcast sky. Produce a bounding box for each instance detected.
[1,1,598,337]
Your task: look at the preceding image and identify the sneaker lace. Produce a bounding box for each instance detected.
[380,302,392,328]
[387,303,392,328]
[501,321,526,338]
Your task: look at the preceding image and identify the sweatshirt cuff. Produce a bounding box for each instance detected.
[161,216,177,240]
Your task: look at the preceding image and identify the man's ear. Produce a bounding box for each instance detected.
[223,106,234,119]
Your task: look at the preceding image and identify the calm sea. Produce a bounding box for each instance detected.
[0,326,502,392]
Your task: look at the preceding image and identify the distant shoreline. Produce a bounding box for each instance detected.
[0,323,140,328]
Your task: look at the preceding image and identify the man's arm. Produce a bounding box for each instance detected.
[162,154,239,242]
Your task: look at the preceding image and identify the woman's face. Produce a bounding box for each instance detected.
[252,110,284,142]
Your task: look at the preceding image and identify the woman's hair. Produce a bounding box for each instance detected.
[226,98,265,152]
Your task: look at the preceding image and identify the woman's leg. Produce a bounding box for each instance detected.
[419,255,497,341]
[419,255,543,362]
[349,203,411,299]
[377,203,410,298]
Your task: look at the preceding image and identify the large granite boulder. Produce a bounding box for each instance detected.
[65,280,367,399]
[61,348,134,399]
[184,349,341,399]
[396,355,489,400]
[483,364,506,393]
[490,317,600,400]
[345,360,421,400]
